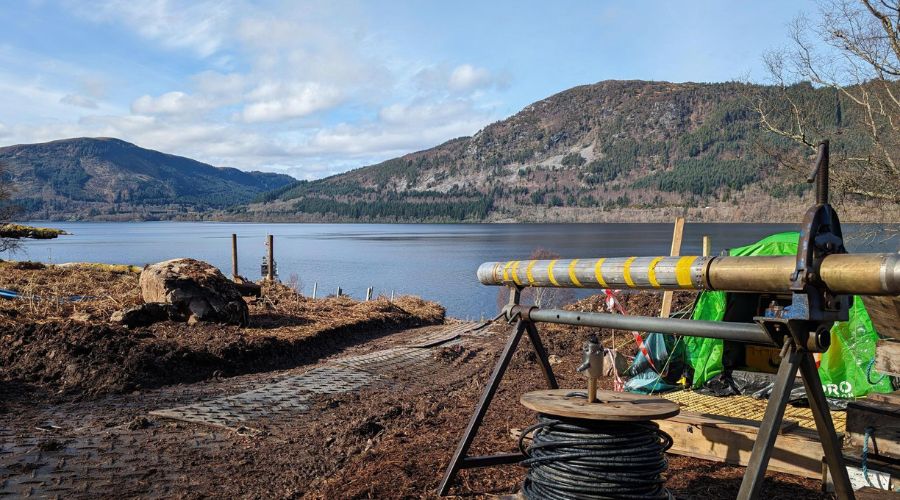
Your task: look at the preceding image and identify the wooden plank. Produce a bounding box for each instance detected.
[875,339,900,377]
[668,412,799,434]
[658,410,827,479]
[660,217,685,318]
[861,296,900,340]
[867,390,900,405]
[846,398,900,460]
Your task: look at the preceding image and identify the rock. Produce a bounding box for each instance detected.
[110,302,174,328]
[139,258,249,326]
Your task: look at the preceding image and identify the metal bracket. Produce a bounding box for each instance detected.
[790,140,850,323]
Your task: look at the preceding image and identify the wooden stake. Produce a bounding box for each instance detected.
[266,234,274,282]
[231,233,238,280]
[311,282,317,299]
[336,287,342,297]
[365,287,373,301]
[660,217,685,318]
[702,235,711,257]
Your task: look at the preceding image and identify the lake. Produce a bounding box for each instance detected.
[6,222,898,319]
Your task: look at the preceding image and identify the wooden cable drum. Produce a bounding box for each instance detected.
[518,390,679,499]
[520,389,680,421]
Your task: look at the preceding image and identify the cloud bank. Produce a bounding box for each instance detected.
[1,1,507,179]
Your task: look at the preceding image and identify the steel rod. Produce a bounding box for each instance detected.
[477,253,900,295]
[523,308,775,346]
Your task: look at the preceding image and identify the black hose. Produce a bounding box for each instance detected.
[519,414,674,499]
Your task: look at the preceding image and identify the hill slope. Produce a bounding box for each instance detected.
[246,80,886,223]
[1,138,295,220]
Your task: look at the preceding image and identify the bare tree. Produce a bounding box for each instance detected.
[756,0,900,206]
[495,248,575,311]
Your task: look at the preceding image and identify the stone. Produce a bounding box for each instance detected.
[110,302,174,328]
[138,258,249,326]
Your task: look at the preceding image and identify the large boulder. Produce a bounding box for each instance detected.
[138,258,249,326]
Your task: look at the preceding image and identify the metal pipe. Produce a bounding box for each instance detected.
[477,253,900,296]
[522,307,775,346]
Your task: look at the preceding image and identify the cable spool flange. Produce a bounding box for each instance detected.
[519,390,679,500]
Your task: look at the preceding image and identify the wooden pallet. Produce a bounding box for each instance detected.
[658,410,826,479]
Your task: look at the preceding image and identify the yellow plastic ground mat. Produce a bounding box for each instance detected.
[661,390,846,433]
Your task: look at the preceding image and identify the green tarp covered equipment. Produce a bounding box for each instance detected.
[684,231,894,398]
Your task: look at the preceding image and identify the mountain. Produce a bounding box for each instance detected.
[245,80,881,223]
[0,138,295,220]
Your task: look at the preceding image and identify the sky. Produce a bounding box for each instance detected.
[0,0,818,180]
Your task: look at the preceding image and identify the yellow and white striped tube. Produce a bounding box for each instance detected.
[477,253,900,295]
[481,256,712,291]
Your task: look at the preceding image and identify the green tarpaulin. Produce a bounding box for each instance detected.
[685,232,893,398]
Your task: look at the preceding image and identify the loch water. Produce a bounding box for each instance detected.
[9,222,897,318]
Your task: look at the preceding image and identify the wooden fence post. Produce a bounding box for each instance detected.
[312,282,317,299]
[267,234,274,282]
[231,233,238,280]
[660,217,685,318]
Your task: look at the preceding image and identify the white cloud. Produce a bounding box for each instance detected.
[2,2,510,181]
[308,99,492,157]
[191,71,246,100]
[241,82,342,123]
[379,100,479,127]
[64,0,237,57]
[131,91,213,115]
[59,94,98,109]
[448,64,494,92]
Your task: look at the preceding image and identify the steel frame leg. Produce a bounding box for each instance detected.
[437,320,557,496]
[798,351,854,500]
[525,321,559,390]
[737,344,854,500]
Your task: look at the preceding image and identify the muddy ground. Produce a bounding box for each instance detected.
[0,263,828,498]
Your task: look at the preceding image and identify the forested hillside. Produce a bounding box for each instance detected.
[0,138,295,220]
[244,80,888,223]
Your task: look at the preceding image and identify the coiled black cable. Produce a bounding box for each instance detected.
[519,413,674,499]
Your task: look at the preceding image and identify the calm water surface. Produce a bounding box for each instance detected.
[7,222,897,318]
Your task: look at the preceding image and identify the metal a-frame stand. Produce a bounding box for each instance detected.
[438,142,854,499]
[437,287,558,496]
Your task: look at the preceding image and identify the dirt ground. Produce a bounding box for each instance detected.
[0,261,443,395]
[0,263,829,499]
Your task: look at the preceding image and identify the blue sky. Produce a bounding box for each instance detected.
[0,0,817,179]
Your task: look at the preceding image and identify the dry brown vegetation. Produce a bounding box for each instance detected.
[0,262,444,395]
[0,261,142,326]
